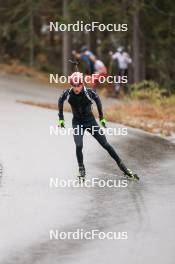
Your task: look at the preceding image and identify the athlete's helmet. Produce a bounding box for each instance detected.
[69,72,83,86]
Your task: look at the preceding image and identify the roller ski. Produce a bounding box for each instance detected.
[123,168,139,181]
[77,165,86,183]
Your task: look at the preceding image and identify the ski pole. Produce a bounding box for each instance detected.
[68,59,80,72]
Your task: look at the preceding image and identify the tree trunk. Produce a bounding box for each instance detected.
[62,0,69,75]
[29,9,34,67]
[132,0,140,83]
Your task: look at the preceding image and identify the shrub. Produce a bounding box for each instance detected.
[130,80,165,102]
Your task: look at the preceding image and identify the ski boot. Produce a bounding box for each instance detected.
[77,165,86,183]
[119,161,139,181]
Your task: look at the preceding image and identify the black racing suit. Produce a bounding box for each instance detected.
[58,87,129,174]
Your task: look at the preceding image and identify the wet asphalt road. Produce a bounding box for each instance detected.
[0,74,175,264]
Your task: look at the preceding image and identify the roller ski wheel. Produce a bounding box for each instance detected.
[77,175,86,183]
[124,169,139,181]
[77,165,86,183]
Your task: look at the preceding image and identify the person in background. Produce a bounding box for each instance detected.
[94,57,107,75]
[90,56,107,89]
[109,46,132,94]
[72,46,95,75]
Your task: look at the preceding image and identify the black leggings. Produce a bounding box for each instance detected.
[72,119,128,174]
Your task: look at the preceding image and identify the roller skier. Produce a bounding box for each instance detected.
[58,69,139,182]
